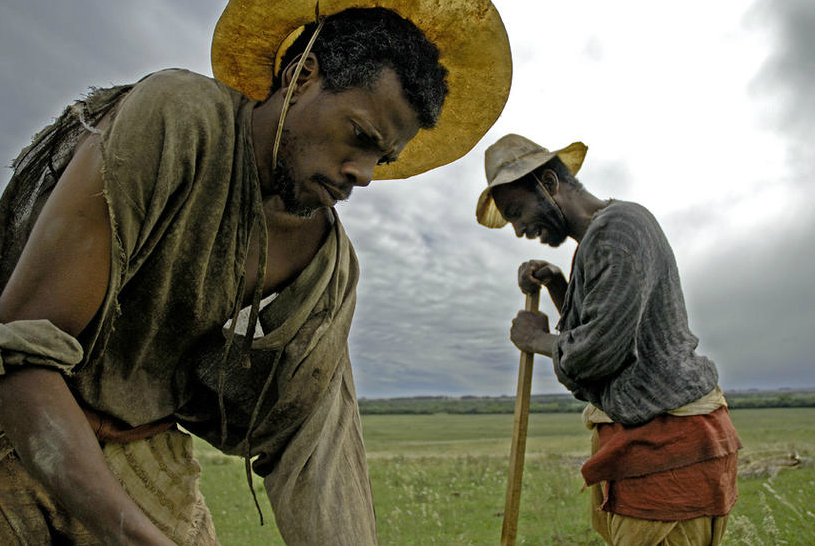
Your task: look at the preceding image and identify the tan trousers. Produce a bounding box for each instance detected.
[0,428,219,545]
[590,481,728,546]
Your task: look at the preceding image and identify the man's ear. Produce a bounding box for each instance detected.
[279,53,320,104]
[540,168,560,196]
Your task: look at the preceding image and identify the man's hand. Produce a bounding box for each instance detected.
[518,260,563,292]
[0,368,174,545]
[510,310,553,355]
[518,260,567,311]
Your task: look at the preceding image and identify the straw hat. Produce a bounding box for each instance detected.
[475,134,588,228]
[211,0,512,180]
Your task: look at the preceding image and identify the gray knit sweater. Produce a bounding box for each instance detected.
[553,200,718,425]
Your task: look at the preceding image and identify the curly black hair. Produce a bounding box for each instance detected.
[274,7,448,129]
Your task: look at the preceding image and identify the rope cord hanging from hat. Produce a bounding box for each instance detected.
[238,2,325,526]
[241,349,283,526]
[532,171,569,231]
[271,2,325,169]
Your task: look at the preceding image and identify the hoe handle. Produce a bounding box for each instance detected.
[501,289,540,546]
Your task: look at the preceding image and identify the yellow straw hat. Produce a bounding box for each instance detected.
[476,134,588,228]
[211,0,512,180]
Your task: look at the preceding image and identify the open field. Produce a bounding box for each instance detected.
[196,408,815,544]
[357,389,815,415]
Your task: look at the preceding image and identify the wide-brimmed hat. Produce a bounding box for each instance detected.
[475,134,588,228]
[211,0,512,180]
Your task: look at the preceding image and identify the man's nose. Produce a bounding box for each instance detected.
[340,159,374,188]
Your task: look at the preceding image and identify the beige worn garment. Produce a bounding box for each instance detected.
[179,205,378,545]
[104,429,219,544]
[582,386,728,428]
[0,320,83,376]
[590,481,728,546]
[0,429,218,545]
[0,69,376,544]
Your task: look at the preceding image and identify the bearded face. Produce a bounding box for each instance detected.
[492,177,569,247]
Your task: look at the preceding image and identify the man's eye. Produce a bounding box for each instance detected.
[353,125,370,145]
[354,125,393,165]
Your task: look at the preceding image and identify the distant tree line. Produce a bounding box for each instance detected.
[724,390,815,409]
[357,389,815,415]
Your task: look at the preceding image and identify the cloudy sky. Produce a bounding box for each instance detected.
[1,0,813,398]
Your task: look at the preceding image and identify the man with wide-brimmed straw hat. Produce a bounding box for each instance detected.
[477,134,741,545]
[0,1,510,543]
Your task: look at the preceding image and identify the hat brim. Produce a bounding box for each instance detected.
[211,0,512,180]
[476,141,588,228]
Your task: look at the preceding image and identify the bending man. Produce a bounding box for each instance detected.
[476,134,740,546]
[0,2,511,544]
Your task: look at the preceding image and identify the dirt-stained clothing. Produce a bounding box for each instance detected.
[0,69,376,545]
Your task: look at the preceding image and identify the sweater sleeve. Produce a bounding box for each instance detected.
[553,240,645,392]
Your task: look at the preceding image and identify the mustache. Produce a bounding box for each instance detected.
[312,174,353,202]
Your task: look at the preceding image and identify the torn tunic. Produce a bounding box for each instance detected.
[0,69,376,545]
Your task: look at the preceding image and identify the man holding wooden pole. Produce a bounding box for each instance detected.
[476,134,741,546]
[0,2,512,544]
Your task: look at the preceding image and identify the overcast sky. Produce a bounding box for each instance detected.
[1,0,813,398]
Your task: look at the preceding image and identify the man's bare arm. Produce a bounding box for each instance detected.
[0,130,172,544]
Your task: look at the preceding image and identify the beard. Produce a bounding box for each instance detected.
[270,160,316,218]
[536,195,569,247]
[542,221,568,247]
[269,129,352,218]
[267,129,355,217]
[266,127,314,218]
[271,163,350,218]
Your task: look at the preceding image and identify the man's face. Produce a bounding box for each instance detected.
[492,177,569,247]
[271,67,421,217]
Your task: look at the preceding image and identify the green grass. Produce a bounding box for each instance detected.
[363,413,588,458]
[196,408,815,544]
[369,454,603,545]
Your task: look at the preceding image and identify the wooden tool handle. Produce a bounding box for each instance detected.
[500,289,540,546]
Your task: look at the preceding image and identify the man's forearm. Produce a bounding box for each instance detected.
[0,368,173,545]
[547,275,568,313]
[534,332,558,358]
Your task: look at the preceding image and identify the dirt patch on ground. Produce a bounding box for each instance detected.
[738,448,813,478]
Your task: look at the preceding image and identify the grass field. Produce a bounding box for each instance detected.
[196,408,815,544]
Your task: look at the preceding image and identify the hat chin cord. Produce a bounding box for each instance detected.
[271,4,325,168]
[238,5,325,526]
[532,173,570,235]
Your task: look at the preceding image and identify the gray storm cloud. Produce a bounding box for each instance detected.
[1,0,813,399]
